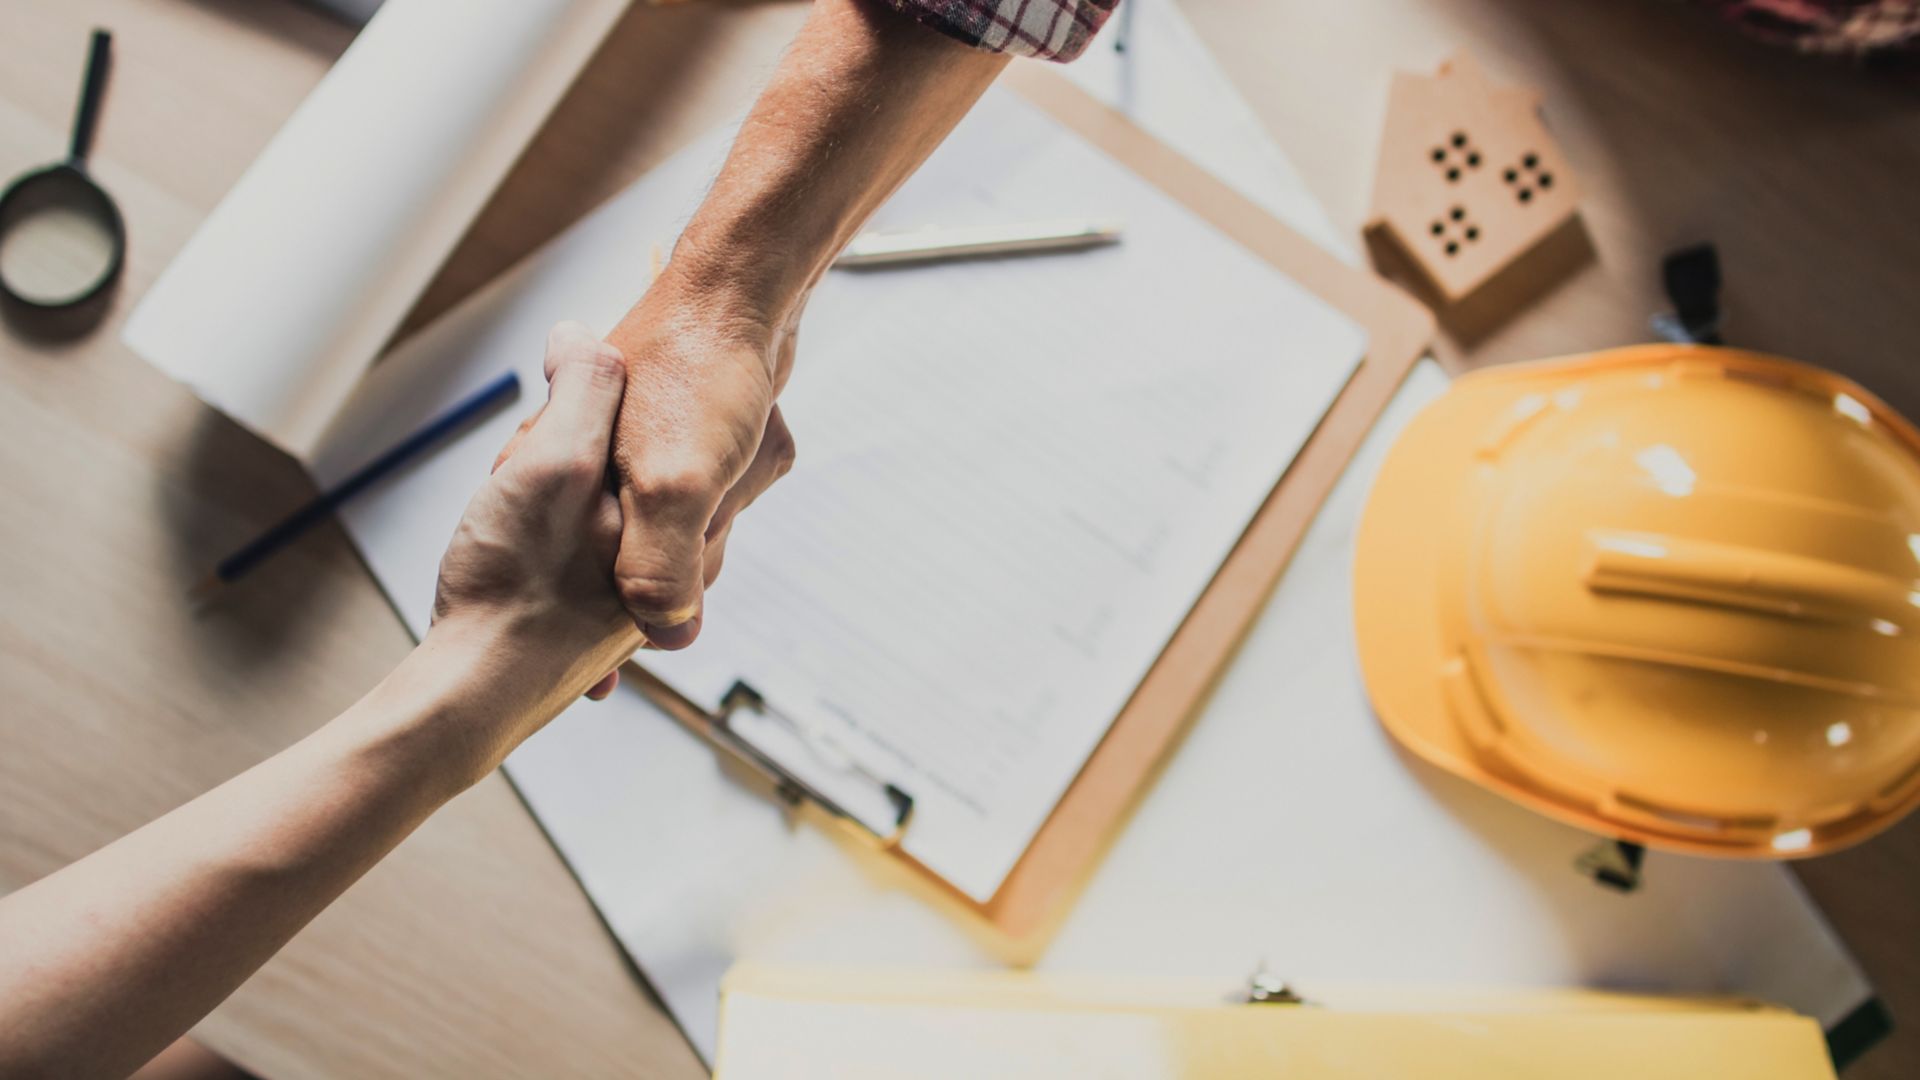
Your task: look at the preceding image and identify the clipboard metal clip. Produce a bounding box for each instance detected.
[1575,838,1646,893]
[716,681,916,848]
[1245,961,1312,1006]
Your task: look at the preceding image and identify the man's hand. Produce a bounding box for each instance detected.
[588,0,1005,647]
[601,277,799,650]
[440,0,1014,646]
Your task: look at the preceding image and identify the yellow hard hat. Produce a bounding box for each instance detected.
[1354,345,1920,858]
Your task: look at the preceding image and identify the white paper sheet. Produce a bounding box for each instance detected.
[124,0,630,460]
[634,89,1365,900]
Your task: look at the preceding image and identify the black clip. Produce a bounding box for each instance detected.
[1245,961,1311,1006]
[716,680,916,841]
[1576,838,1646,893]
[1651,243,1723,345]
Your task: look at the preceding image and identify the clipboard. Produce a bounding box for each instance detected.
[630,67,1435,940]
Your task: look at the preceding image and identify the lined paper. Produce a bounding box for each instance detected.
[641,91,1367,900]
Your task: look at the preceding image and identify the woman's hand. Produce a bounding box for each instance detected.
[427,322,645,761]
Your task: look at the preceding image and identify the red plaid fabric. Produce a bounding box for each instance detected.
[868,0,1120,61]
[1694,0,1920,56]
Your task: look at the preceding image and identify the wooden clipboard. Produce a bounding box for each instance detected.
[633,67,1435,942]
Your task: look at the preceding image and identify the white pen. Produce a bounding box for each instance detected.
[834,217,1123,267]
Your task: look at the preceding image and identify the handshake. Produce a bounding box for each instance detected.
[430,270,798,725]
[424,0,1011,735]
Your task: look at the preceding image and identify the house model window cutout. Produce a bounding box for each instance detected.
[1365,52,1585,316]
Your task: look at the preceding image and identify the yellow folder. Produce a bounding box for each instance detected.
[715,968,1836,1079]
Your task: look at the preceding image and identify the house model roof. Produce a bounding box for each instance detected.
[1367,52,1581,306]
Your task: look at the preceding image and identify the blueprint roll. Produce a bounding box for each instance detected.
[124,0,630,461]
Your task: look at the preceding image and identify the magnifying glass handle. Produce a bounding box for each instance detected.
[69,29,112,168]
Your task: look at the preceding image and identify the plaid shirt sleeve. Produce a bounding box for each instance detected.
[1692,0,1919,57]
[867,0,1120,61]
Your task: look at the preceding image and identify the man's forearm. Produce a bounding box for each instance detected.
[571,0,1011,646]
[664,0,1009,329]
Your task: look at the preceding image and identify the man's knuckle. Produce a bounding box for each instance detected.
[631,464,720,507]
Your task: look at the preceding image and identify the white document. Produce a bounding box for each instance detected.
[124,0,630,460]
[636,89,1366,901]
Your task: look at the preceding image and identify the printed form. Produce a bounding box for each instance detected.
[642,91,1367,901]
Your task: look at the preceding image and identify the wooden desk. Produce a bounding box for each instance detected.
[2,1,1915,1077]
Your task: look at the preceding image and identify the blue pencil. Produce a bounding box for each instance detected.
[191,371,522,596]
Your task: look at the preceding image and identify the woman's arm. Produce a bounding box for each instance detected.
[0,325,642,1079]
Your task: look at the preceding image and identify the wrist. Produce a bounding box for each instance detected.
[659,0,1005,331]
[337,623,539,796]
[665,209,821,335]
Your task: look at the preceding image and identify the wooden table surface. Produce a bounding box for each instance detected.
[3,1,1915,1077]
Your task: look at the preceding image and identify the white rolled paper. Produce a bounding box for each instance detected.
[125,0,630,460]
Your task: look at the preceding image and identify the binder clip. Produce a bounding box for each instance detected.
[1245,962,1309,1006]
[1575,838,1646,893]
[1650,243,1723,345]
[716,681,916,847]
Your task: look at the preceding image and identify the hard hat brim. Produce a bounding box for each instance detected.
[1353,362,1524,811]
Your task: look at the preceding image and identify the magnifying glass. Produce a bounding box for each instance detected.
[0,30,125,310]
